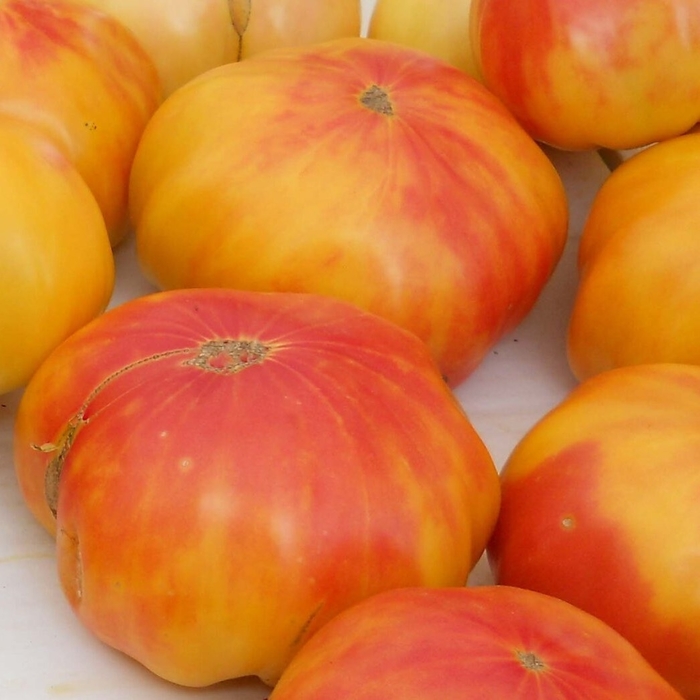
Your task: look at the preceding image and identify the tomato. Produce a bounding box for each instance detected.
[367,0,479,78]
[470,0,700,150]
[13,287,500,687]
[269,586,683,699]
[128,37,568,387]
[567,133,700,380]
[0,0,161,245]
[73,0,361,97]
[231,0,361,60]
[0,116,114,396]
[488,363,700,698]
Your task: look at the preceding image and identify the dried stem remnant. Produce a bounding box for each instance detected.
[517,650,547,672]
[360,84,394,116]
[184,339,269,374]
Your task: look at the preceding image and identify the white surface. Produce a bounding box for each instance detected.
[0,2,613,696]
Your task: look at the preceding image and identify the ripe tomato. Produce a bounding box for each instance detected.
[471,0,700,149]
[73,0,361,96]
[269,586,683,699]
[488,363,700,698]
[13,288,500,686]
[0,0,161,245]
[368,0,479,78]
[567,132,700,380]
[129,37,568,386]
[0,116,114,395]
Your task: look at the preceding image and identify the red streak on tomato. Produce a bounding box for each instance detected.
[2,0,87,64]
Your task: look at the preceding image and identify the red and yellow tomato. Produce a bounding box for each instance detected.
[129,37,568,386]
[0,116,114,395]
[567,133,700,380]
[488,363,700,698]
[470,0,700,149]
[270,586,683,699]
[13,287,500,686]
[0,0,161,245]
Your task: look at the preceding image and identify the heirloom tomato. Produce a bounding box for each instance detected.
[0,116,114,396]
[567,133,700,380]
[270,586,683,700]
[129,37,568,387]
[470,0,700,150]
[488,363,700,699]
[0,0,161,245]
[73,0,361,97]
[368,0,479,78]
[13,288,500,687]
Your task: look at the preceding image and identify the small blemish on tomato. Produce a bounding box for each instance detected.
[179,457,193,472]
[561,515,576,531]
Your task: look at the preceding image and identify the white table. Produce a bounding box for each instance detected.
[0,1,613,695]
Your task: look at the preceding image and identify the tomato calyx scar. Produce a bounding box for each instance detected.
[516,650,547,672]
[184,339,269,374]
[359,84,394,117]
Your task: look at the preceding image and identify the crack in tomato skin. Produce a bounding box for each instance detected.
[37,339,270,519]
[57,527,82,606]
[35,344,230,519]
[42,416,83,518]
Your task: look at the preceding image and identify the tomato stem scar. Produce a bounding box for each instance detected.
[359,84,394,116]
[184,339,269,374]
[516,650,547,672]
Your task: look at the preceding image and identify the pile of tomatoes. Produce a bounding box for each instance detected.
[2,0,700,697]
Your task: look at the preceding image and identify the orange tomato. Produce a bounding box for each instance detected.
[567,133,700,380]
[129,37,568,386]
[368,0,479,78]
[0,116,114,395]
[0,0,161,245]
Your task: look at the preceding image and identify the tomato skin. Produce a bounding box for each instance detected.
[13,288,500,687]
[233,0,361,60]
[71,0,361,97]
[269,586,683,700]
[0,0,161,245]
[129,37,568,387]
[488,363,700,698]
[368,0,479,78]
[0,116,114,395]
[471,0,700,149]
[567,133,700,380]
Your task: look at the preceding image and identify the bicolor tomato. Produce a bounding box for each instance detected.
[14,288,500,686]
[489,363,700,698]
[129,37,568,386]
